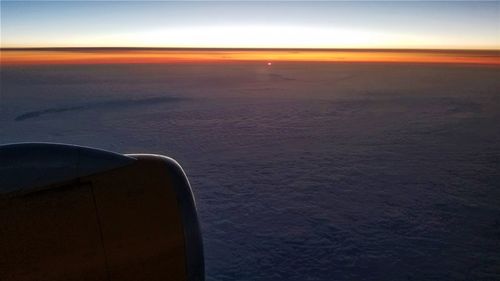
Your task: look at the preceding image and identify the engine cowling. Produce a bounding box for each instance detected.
[0,143,204,281]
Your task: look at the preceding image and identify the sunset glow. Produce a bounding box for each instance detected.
[1,1,499,66]
[1,49,499,66]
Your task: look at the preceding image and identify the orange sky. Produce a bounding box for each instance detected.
[1,49,499,66]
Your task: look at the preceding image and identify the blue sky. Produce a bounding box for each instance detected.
[1,1,499,49]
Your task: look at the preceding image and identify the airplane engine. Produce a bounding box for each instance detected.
[0,143,204,281]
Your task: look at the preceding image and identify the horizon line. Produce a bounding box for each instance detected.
[2,47,500,53]
[2,47,498,66]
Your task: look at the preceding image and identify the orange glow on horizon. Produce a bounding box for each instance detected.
[1,49,499,66]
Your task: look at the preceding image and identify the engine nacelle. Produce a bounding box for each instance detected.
[0,143,204,281]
